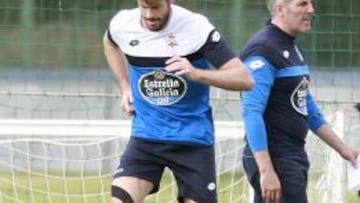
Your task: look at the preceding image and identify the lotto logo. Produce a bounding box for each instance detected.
[248,60,265,70]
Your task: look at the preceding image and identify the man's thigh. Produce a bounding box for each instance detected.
[167,145,217,203]
[113,137,165,193]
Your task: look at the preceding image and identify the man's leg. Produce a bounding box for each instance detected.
[273,153,309,203]
[164,145,217,203]
[112,137,164,203]
[111,177,154,203]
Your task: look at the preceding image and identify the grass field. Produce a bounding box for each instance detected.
[0,171,248,203]
[0,171,358,203]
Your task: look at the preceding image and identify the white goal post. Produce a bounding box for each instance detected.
[0,119,243,140]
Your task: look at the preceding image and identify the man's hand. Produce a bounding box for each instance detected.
[120,89,134,117]
[341,147,360,168]
[165,55,198,80]
[260,168,282,203]
[254,150,282,203]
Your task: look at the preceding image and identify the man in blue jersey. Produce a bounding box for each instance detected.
[103,0,254,203]
[240,0,360,203]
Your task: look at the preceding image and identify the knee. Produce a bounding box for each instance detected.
[111,185,134,203]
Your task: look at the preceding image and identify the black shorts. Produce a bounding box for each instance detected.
[114,136,217,203]
[242,146,310,203]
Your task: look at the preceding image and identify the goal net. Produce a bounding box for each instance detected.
[0,120,250,203]
[0,112,359,203]
[306,110,360,203]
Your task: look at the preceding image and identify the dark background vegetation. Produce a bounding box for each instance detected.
[0,0,359,68]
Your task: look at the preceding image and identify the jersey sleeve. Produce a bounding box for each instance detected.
[106,29,118,46]
[107,11,123,47]
[200,29,236,68]
[307,92,327,132]
[242,56,276,152]
[107,9,133,48]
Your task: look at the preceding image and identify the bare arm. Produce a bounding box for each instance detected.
[315,124,359,167]
[103,32,129,91]
[253,150,282,203]
[103,32,134,116]
[165,56,254,91]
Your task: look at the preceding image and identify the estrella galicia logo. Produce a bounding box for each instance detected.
[129,40,139,46]
[138,71,187,105]
[291,77,309,115]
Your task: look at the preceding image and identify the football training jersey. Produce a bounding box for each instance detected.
[240,21,326,155]
[108,5,235,146]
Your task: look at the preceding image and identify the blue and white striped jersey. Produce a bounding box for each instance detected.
[108,5,235,146]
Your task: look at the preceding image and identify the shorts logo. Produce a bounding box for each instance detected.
[291,77,309,115]
[113,168,124,175]
[138,71,187,105]
[207,182,216,191]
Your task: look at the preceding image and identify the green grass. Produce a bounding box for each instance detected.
[0,171,248,203]
[0,171,358,203]
[307,172,360,203]
[0,171,111,203]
